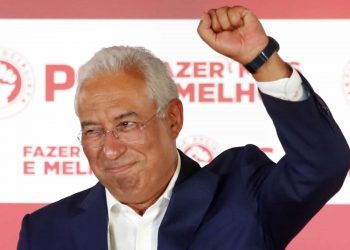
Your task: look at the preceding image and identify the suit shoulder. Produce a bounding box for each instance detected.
[28,183,102,219]
[206,144,271,166]
[204,144,274,174]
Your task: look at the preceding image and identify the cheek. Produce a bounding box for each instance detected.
[148,121,173,143]
[142,126,174,160]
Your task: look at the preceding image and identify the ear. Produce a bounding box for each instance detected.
[165,99,183,139]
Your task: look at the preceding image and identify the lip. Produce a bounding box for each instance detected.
[104,161,136,174]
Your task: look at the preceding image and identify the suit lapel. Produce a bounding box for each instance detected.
[158,151,219,250]
[71,182,108,250]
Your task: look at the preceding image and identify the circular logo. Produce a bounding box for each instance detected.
[343,61,350,103]
[178,135,220,166]
[0,48,34,118]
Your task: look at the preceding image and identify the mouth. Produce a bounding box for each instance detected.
[104,161,137,174]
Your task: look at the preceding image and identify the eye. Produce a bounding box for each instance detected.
[83,128,103,137]
[117,121,138,131]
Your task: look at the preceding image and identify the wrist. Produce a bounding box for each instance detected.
[252,53,292,82]
[243,36,292,82]
[244,36,279,74]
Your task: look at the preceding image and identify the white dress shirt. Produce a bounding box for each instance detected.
[257,67,307,101]
[106,67,306,250]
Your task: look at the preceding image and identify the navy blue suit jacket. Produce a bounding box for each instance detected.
[18,78,350,250]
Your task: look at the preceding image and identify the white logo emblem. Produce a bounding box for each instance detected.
[0,48,34,118]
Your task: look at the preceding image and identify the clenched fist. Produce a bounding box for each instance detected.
[198,6,291,81]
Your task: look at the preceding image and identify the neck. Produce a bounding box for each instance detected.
[133,163,178,215]
[126,195,162,216]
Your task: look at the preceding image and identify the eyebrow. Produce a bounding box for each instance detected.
[115,111,137,121]
[80,111,138,128]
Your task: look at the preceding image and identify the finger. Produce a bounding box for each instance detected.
[227,6,246,29]
[197,13,216,47]
[197,12,216,47]
[215,7,234,31]
[208,9,222,33]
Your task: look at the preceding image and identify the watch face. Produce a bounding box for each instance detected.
[343,61,350,103]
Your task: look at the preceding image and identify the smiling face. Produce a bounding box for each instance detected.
[76,69,183,210]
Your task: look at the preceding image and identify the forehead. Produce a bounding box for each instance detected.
[76,70,156,119]
[80,69,147,96]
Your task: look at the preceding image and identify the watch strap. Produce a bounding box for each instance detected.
[244,36,280,74]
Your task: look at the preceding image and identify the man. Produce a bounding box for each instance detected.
[18,5,349,250]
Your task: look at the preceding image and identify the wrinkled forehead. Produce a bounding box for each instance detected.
[76,70,156,118]
[77,66,148,95]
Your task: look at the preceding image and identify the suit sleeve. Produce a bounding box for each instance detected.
[256,75,350,249]
[17,214,30,250]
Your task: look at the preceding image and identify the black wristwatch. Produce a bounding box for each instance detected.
[244,36,280,74]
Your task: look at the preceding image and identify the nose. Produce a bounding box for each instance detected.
[102,131,127,160]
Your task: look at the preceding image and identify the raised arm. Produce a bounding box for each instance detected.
[198,5,350,249]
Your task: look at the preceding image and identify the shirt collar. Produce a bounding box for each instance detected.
[105,150,181,212]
